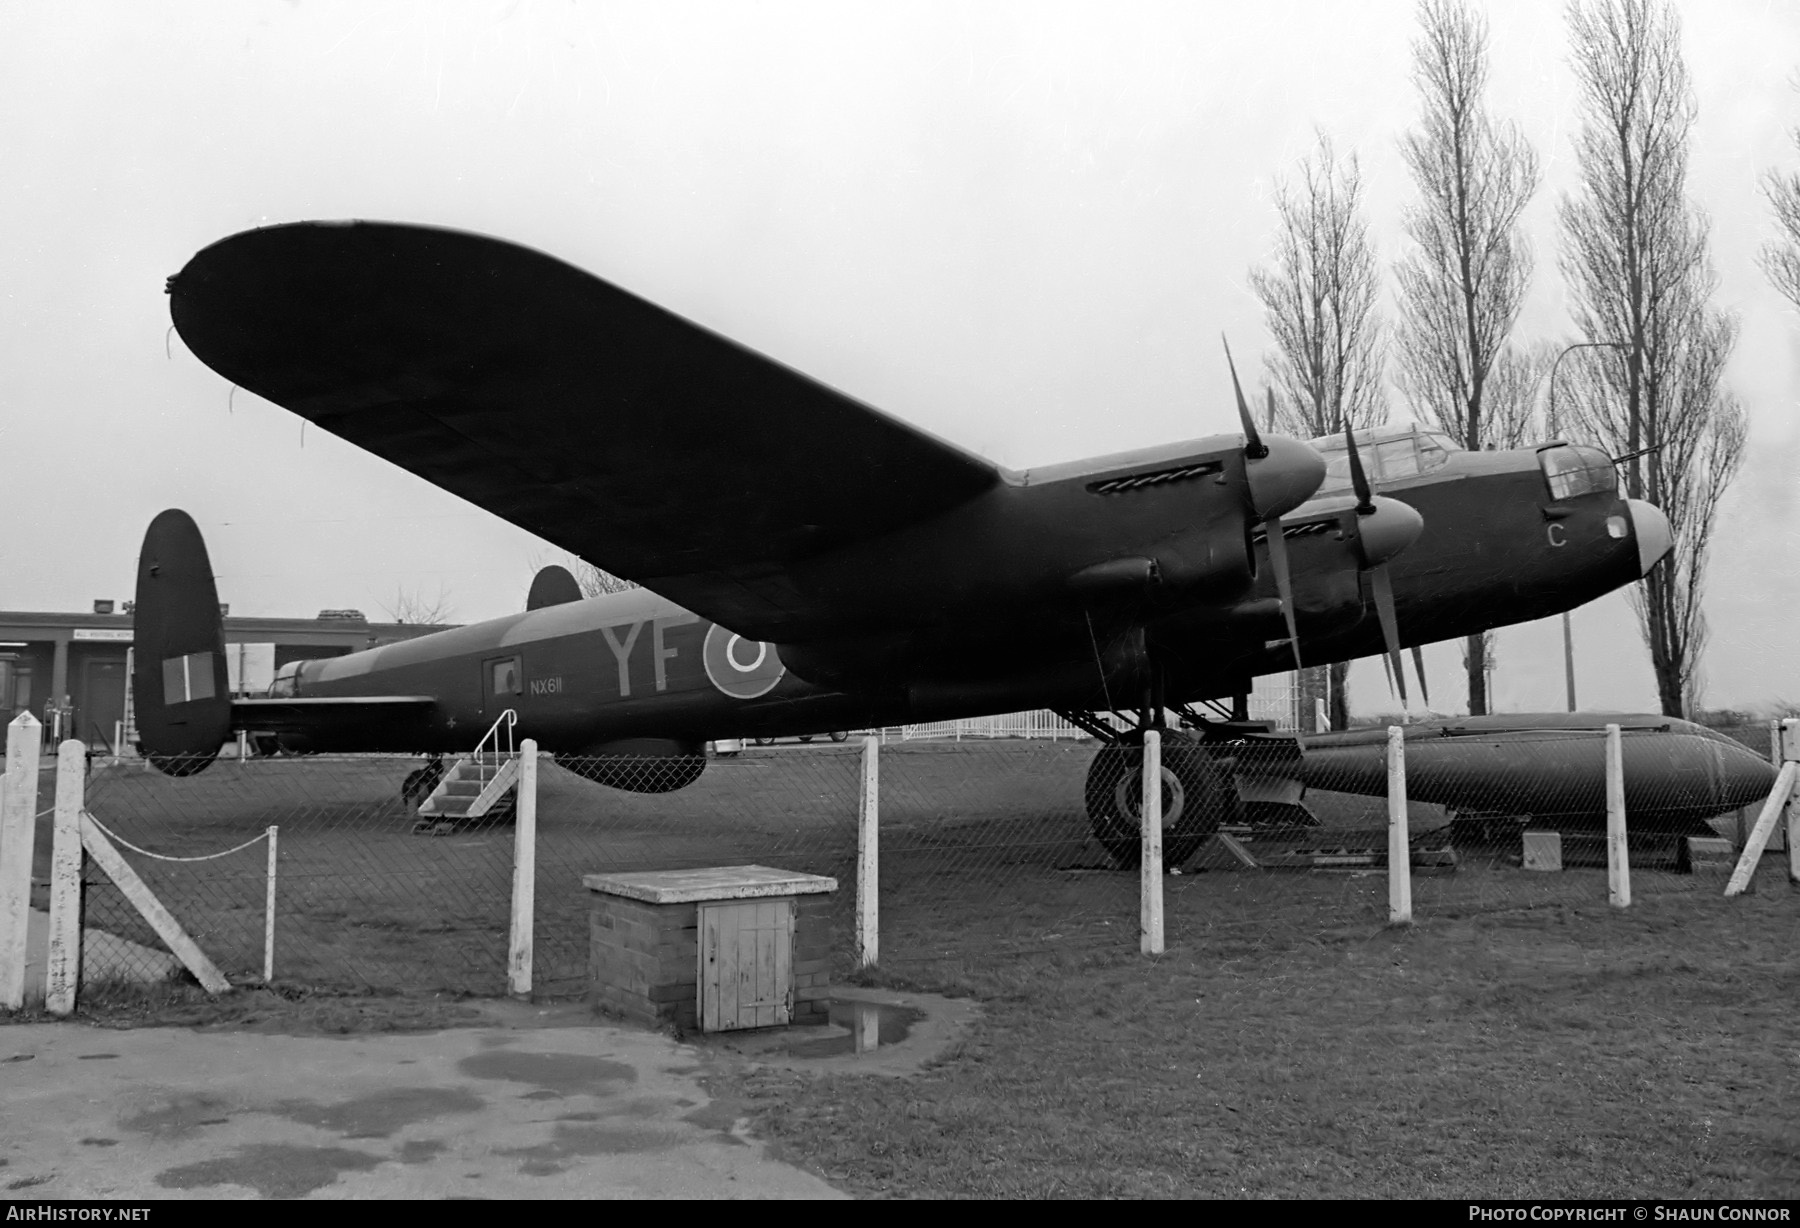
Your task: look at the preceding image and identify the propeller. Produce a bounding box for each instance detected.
[1411,644,1431,708]
[1224,338,1300,668]
[1344,423,1413,706]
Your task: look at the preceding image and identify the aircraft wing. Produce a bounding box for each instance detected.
[230,695,437,733]
[168,221,1003,641]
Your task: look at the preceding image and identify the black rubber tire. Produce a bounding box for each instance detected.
[1085,735,1239,867]
[829,730,850,743]
[400,759,445,806]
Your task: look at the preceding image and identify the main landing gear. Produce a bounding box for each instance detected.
[1057,705,1242,868]
[401,754,445,806]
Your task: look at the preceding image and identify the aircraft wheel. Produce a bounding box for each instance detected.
[753,737,774,746]
[1085,735,1238,867]
[401,758,445,806]
[798,734,815,743]
[829,730,849,743]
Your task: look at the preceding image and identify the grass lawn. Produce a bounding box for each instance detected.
[724,879,1800,1199]
[17,741,1800,1198]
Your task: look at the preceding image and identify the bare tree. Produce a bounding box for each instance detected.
[1250,131,1385,728]
[381,585,455,626]
[1393,0,1541,715]
[1251,132,1386,440]
[1488,338,1558,448]
[1761,94,1800,311]
[1558,0,1747,717]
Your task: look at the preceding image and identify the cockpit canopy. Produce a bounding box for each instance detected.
[1308,425,1460,498]
[1536,443,1618,501]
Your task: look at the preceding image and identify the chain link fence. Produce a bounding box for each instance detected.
[26,716,1789,1004]
[871,723,1787,978]
[67,745,859,997]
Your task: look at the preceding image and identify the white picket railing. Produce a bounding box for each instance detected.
[898,711,1088,741]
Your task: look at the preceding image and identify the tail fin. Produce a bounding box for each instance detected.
[133,510,231,775]
[525,564,583,611]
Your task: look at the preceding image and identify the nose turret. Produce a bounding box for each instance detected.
[1627,499,1672,576]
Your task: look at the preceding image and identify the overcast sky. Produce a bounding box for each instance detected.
[2,0,1795,716]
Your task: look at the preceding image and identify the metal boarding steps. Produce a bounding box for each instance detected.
[412,708,519,835]
[412,754,521,834]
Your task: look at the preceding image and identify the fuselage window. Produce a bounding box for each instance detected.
[491,658,522,696]
[1539,444,1618,501]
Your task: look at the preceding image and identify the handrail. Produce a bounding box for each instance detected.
[473,708,517,774]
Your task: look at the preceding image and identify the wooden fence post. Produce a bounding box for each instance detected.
[1784,721,1799,886]
[46,740,86,1015]
[1140,729,1164,955]
[857,735,879,970]
[1727,760,1799,897]
[1605,724,1630,908]
[1387,726,1412,925]
[0,713,43,1010]
[508,739,538,998]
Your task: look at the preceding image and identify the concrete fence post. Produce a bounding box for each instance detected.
[857,735,879,970]
[46,739,86,1015]
[263,826,278,983]
[1605,724,1631,908]
[0,713,43,1010]
[1387,726,1412,925]
[507,739,538,998]
[1140,729,1164,955]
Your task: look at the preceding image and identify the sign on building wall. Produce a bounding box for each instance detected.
[71,628,134,642]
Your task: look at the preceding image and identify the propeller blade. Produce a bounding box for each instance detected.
[1264,387,1278,432]
[1263,514,1301,671]
[1344,423,1376,516]
[1379,651,1398,698]
[1222,336,1268,460]
[1410,644,1431,708]
[1369,564,1407,705]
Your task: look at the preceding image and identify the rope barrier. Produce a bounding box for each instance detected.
[81,810,270,863]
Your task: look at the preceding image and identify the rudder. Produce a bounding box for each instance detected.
[133,509,231,775]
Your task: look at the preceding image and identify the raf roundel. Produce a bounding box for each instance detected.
[702,624,786,700]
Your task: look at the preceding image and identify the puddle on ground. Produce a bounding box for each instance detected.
[782,1000,924,1059]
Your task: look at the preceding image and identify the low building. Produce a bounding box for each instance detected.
[0,602,451,752]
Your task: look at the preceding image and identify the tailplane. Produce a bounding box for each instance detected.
[133,509,231,775]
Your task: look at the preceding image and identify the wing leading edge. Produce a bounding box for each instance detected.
[169,221,1002,638]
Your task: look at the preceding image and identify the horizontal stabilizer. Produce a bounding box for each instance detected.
[230,695,436,733]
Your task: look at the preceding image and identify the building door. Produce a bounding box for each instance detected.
[80,657,128,752]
